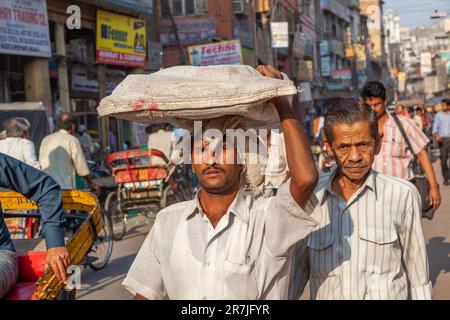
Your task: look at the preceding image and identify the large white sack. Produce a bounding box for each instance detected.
[97,65,298,128]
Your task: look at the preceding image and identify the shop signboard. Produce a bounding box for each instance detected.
[96,10,146,68]
[271,22,289,48]
[188,40,243,66]
[320,40,331,77]
[233,19,254,49]
[440,51,450,75]
[293,32,313,60]
[159,17,216,45]
[0,0,51,57]
[331,69,352,81]
[147,41,163,70]
[420,52,432,76]
[102,0,153,14]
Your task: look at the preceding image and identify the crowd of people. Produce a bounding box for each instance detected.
[0,65,449,300]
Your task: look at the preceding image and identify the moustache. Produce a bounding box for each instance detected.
[202,166,226,175]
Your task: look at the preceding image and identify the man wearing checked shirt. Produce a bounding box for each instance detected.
[289,99,431,300]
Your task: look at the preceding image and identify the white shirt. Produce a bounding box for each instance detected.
[264,131,289,187]
[122,181,318,300]
[289,168,432,300]
[39,129,90,189]
[0,137,40,169]
[147,129,178,165]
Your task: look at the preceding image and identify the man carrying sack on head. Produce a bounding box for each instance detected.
[121,66,320,300]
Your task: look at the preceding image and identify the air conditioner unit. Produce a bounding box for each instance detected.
[233,0,245,14]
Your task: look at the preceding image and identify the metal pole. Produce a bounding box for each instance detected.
[271,0,278,67]
[251,0,259,66]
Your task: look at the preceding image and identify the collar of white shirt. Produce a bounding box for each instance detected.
[183,189,250,224]
[318,167,378,206]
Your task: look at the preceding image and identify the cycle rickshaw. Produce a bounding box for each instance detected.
[104,148,182,241]
[1,190,111,300]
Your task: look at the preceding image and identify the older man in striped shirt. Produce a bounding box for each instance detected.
[289,99,432,300]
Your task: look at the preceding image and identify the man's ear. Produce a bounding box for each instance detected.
[374,132,383,155]
[323,138,335,160]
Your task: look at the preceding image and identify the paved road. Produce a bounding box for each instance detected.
[421,156,450,300]
[77,216,152,300]
[78,159,450,300]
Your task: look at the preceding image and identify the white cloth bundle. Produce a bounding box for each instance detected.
[97,65,297,129]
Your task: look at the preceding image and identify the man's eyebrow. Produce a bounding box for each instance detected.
[337,140,372,147]
[336,142,351,148]
[355,140,372,145]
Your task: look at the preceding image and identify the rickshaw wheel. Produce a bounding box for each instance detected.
[88,212,113,271]
[105,191,127,241]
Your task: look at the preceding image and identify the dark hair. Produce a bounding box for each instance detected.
[56,114,75,130]
[324,98,379,144]
[442,99,450,106]
[361,81,387,101]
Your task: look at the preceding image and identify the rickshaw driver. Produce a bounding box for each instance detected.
[122,65,320,300]
[0,153,69,298]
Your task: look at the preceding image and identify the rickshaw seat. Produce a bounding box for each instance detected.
[5,282,37,300]
[5,252,46,300]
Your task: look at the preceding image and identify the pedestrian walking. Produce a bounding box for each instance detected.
[0,117,40,169]
[290,99,432,300]
[147,124,178,165]
[361,81,441,212]
[39,114,99,192]
[77,124,96,161]
[122,65,319,300]
[433,99,450,185]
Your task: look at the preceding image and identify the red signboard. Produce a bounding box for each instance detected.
[96,50,146,68]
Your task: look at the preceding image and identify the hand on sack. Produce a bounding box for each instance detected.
[256,65,290,109]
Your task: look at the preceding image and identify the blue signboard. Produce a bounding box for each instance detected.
[233,19,254,49]
[103,0,153,14]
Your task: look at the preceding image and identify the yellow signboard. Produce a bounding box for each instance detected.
[96,10,146,67]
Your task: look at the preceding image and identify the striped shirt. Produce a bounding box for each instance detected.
[122,180,318,300]
[373,114,429,181]
[289,168,432,300]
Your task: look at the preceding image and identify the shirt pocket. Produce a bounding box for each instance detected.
[389,139,407,158]
[307,234,338,278]
[359,227,401,275]
[223,260,259,299]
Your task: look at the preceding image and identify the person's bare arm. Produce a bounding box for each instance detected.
[416,148,441,210]
[134,294,147,300]
[257,65,318,208]
[82,175,100,194]
[276,98,318,208]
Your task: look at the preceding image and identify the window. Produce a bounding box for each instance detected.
[161,0,207,17]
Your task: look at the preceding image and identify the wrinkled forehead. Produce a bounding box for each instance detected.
[331,120,373,144]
